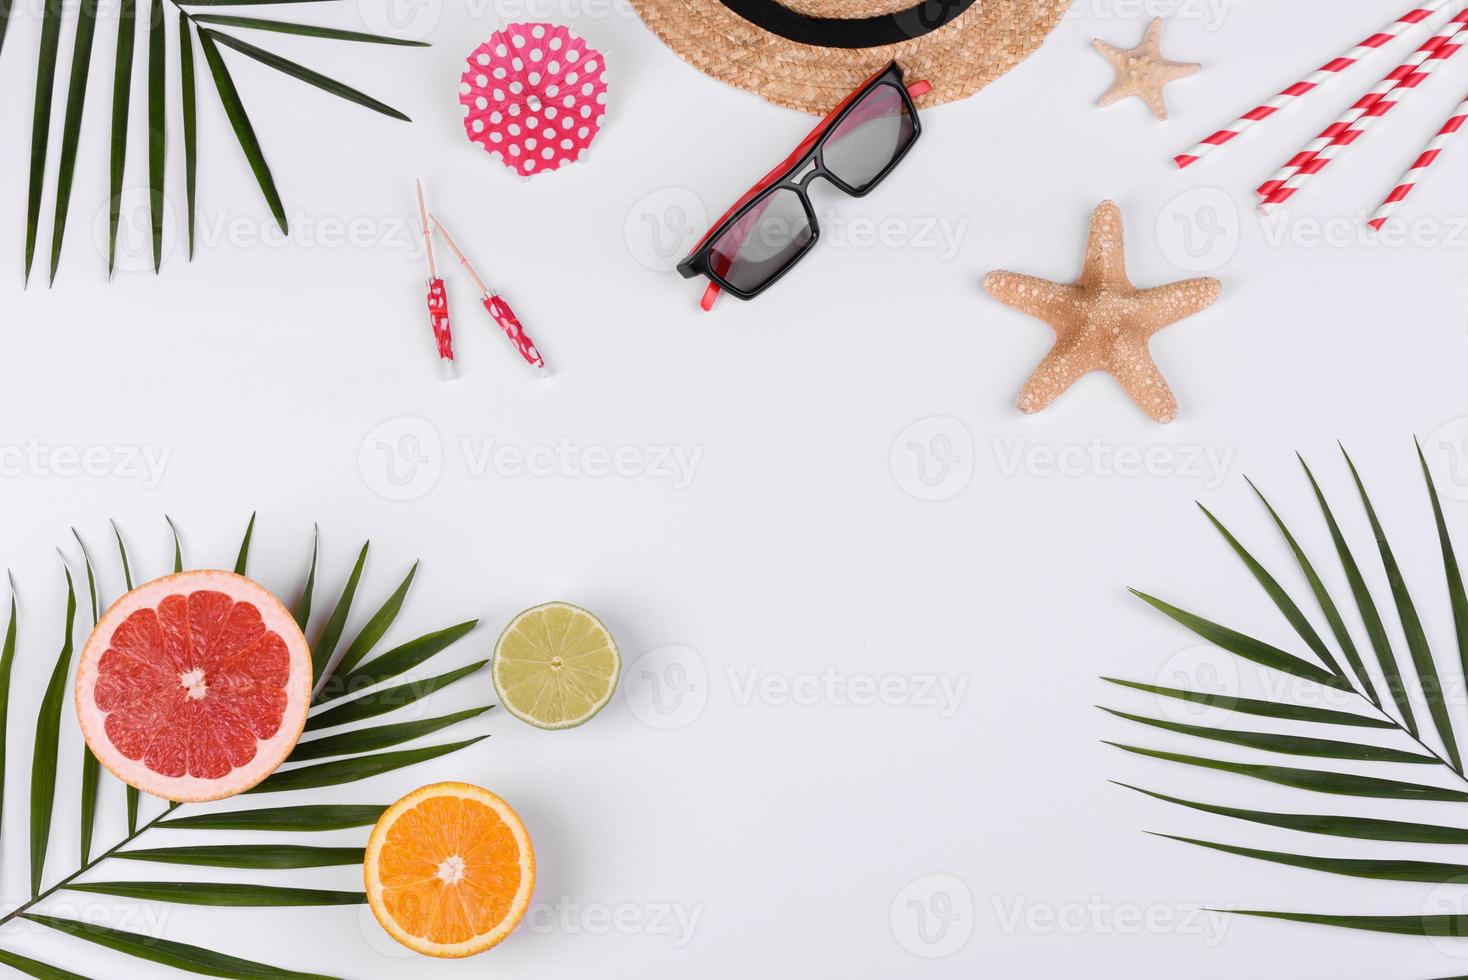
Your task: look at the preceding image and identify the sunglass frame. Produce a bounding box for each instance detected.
[676,62,923,301]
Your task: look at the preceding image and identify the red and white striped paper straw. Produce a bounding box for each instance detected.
[1257,4,1468,203]
[1175,2,1453,169]
[1367,95,1468,229]
[1260,30,1468,211]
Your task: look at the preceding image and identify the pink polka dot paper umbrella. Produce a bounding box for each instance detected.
[460,23,609,177]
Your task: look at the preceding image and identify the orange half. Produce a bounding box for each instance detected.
[364,782,535,958]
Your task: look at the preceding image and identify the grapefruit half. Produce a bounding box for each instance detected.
[74,570,312,802]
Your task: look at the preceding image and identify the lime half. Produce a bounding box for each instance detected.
[493,602,620,729]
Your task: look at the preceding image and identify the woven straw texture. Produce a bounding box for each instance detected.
[629,0,1073,113]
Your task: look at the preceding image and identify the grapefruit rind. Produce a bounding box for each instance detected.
[491,601,620,731]
[364,781,536,958]
[73,569,312,803]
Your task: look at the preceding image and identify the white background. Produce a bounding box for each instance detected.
[4,0,1468,976]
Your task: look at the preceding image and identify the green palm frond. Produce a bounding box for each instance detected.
[0,518,492,976]
[1108,440,1468,941]
[10,0,422,283]
[71,531,101,864]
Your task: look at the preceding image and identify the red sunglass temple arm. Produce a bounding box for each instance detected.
[698,79,933,312]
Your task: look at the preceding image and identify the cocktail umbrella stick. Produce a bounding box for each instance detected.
[430,213,548,376]
[415,179,456,379]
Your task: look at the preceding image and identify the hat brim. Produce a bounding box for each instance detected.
[629,0,1073,114]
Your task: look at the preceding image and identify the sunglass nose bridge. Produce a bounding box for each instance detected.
[789,159,821,188]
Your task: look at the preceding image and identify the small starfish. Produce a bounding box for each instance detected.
[1094,17,1199,121]
[984,201,1221,424]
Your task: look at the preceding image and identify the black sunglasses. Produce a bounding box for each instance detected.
[677,62,929,310]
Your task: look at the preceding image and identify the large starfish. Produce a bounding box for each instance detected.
[984,201,1222,424]
[1094,17,1199,120]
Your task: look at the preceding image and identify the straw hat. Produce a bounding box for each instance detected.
[629,0,1073,114]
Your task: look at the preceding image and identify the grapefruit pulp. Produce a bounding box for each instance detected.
[74,570,312,802]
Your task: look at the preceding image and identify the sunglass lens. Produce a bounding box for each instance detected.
[822,84,915,192]
[707,188,814,294]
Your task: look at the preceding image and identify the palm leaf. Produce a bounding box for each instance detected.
[1299,453,1418,734]
[294,524,318,630]
[72,531,99,621]
[1417,439,1468,720]
[125,785,141,839]
[1247,477,1381,706]
[147,0,165,273]
[326,561,416,682]
[0,523,488,975]
[156,803,385,831]
[188,15,428,45]
[1342,446,1462,771]
[202,30,411,121]
[1115,782,1468,843]
[1100,678,1391,728]
[72,531,101,864]
[234,511,256,574]
[116,844,364,868]
[310,541,367,685]
[289,705,491,762]
[106,0,138,276]
[250,735,486,793]
[1153,833,1468,883]
[1196,503,1345,680]
[0,0,15,57]
[1128,590,1344,688]
[0,577,16,841]
[1227,910,1468,938]
[111,520,135,589]
[19,0,421,279]
[167,514,183,571]
[67,881,364,906]
[180,12,199,258]
[0,948,89,980]
[79,757,100,864]
[1106,742,1468,801]
[1109,445,1468,938]
[306,659,487,730]
[23,914,341,979]
[111,522,141,833]
[197,29,288,232]
[24,0,65,284]
[317,619,477,705]
[1100,709,1432,764]
[30,565,77,895]
[48,0,101,284]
